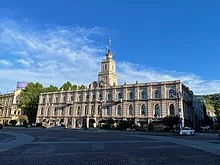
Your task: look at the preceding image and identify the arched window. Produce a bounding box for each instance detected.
[71,95,74,101]
[117,105,122,115]
[77,106,81,115]
[129,105,133,115]
[170,104,175,115]
[154,104,160,117]
[79,95,82,102]
[42,98,45,104]
[47,108,50,116]
[63,96,66,102]
[91,105,95,115]
[107,106,111,115]
[169,89,175,98]
[54,107,57,115]
[62,107,65,115]
[86,95,89,101]
[93,94,96,101]
[85,106,88,114]
[56,97,59,103]
[41,107,44,115]
[141,104,146,115]
[130,92,134,100]
[118,92,122,100]
[98,105,102,115]
[69,107,72,115]
[141,91,146,99]
[155,90,160,99]
[108,93,112,101]
[99,94,102,100]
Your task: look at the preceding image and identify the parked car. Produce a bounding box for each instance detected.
[180,127,195,136]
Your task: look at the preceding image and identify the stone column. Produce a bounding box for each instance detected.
[72,118,75,128]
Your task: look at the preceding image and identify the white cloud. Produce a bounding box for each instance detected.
[0,18,219,95]
[0,59,12,66]
[117,62,220,95]
[17,58,32,67]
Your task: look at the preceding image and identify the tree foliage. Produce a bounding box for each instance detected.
[43,85,59,93]
[19,81,86,124]
[60,81,86,91]
[162,115,180,130]
[19,82,44,124]
[204,93,220,115]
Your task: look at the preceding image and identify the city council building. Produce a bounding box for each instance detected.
[36,50,204,129]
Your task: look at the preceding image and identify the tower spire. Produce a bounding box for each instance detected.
[108,37,112,51]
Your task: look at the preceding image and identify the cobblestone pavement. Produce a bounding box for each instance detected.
[0,128,219,165]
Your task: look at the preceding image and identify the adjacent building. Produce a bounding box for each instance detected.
[0,82,28,125]
[36,50,203,129]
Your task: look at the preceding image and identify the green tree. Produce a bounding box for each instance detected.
[60,81,73,91]
[72,84,78,90]
[19,82,44,124]
[162,115,180,131]
[44,85,59,93]
[60,82,86,91]
[78,84,86,89]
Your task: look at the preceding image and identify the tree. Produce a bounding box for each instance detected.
[19,82,44,124]
[162,115,180,131]
[60,81,73,91]
[43,85,59,93]
[78,85,86,89]
[60,82,86,91]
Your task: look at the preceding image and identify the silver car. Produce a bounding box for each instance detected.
[180,127,195,136]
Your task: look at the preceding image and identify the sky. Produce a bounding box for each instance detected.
[0,0,220,95]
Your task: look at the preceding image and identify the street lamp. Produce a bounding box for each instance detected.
[175,91,183,129]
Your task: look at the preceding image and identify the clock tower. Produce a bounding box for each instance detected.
[98,50,118,86]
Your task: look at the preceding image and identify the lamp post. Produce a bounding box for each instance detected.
[175,91,183,129]
[97,99,105,128]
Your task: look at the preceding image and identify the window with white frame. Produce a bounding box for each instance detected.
[155,104,160,117]
[169,89,175,98]
[117,105,122,115]
[169,104,175,115]
[77,106,81,115]
[118,92,123,100]
[107,93,112,101]
[129,92,134,100]
[107,106,111,115]
[141,104,146,115]
[98,105,102,115]
[155,90,160,99]
[141,91,146,99]
[129,104,133,115]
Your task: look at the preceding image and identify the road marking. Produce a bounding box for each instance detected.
[0,132,34,152]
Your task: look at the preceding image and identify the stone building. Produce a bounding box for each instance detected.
[0,82,28,125]
[36,50,199,129]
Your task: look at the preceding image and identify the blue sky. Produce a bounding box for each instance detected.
[0,0,220,95]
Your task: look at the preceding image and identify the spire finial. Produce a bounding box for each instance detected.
[108,37,112,51]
